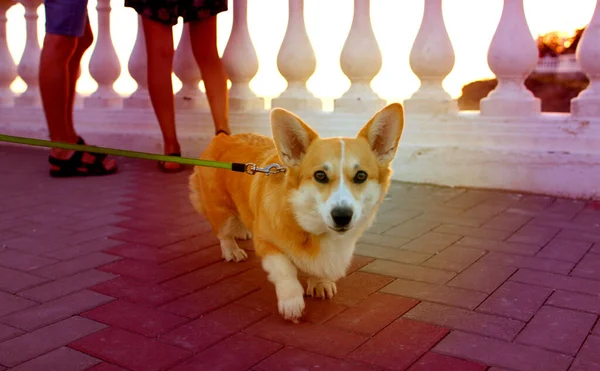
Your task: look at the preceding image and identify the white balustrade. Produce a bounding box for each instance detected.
[404,0,457,115]
[85,0,122,108]
[222,0,263,111]
[15,0,41,107]
[271,0,320,111]
[0,0,15,106]
[174,23,208,110]
[334,0,384,113]
[571,0,600,117]
[480,0,540,117]
[124,15,151,109]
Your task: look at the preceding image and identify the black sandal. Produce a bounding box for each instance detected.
[48,137,118,178]
[157,152,185,173]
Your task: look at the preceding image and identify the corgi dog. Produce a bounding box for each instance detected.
[189,103,404,323]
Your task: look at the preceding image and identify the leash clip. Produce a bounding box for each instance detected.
[245,163,287,176]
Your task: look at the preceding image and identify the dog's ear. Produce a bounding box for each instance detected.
[357,103,404,165]
[271,108,319,166]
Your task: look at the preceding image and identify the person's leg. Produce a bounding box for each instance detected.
[141,16,182,172]
[66,19,93,134]
[189,16,230,135]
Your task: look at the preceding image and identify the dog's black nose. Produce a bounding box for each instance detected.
[331,207,353,228]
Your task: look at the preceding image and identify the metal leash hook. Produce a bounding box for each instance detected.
[245,163,287,176]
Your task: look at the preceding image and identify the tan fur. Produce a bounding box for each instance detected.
[189,103,404,322]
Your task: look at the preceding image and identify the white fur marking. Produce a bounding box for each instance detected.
[262,254,305,322]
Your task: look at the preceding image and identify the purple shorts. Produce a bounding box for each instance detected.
[43,0,89,37]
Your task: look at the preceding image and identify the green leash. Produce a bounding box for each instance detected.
[0,134,286,175]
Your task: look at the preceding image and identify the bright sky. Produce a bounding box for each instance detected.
[5,0,596,104]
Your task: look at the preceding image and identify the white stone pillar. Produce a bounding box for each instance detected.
[85,0,122,108]
[222,0,263,111]
[480,0,540,117]
[404,0,457,115]
[15,0,41,107]
[271,0,320,111]
[173,23,208,110]
[334,0,384,113]
[571,0,600,117]
[0,0,16,106]
[124,15,151,109]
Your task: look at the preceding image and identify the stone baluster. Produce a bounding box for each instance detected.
[85,0,122,108]
[222,0,263,111]
[124,15,151,109]
[334,0,384,112]
[0,0,16,106]
[271,0,320,111]
[404,0,457,115]
[571,0,600,117]
[15,0,41,107]
[173,23,208,110]
[480,0,540,116]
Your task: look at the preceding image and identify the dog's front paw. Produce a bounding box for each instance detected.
[222,247,248,262]
[306,277,337,299]
[278,295,305,323]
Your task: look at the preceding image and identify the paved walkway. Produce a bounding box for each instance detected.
[0,144,599,371]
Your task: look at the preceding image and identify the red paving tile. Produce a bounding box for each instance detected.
[381,278,487,309]
[254,347,378,371]
[360,259,456,285]
[420,246,486,272]
[547,290,600,314]
[536,238,592,262]
[0,323,23,343]
[99,258,183,284]
[86,363,129,371]
[32,252,121,279]
[90,276,187,307]
[407,352,487,371]
[348,318,449,370]
[0,250,57,271]
[446,261,516,294]
[332,271,395,307]
[0,291,36,318]
[70,327,192,371]
[0,266,49,293]
[10,347,101,371]
[161,245,223,273]
[18,269,117,302]
[476,281,553,321]
[104,243,186,263]
[571,335,600,371]
[571,253,600,281]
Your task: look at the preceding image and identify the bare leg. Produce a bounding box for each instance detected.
[141,16,182,172]
[189,17,230,135]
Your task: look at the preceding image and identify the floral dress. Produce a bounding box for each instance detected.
[125,0,228,26]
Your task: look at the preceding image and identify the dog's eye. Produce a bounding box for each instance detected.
[314,170,329,183]
[354,171,368,184]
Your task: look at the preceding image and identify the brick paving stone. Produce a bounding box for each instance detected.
[0,316,106,367]
[456,237,540,255]
[108,229,186,248]
[0,291,36,318]
[161,245,223,273]
[374,209,422,226]
[434,225,512,241]
[82,299,189,337]
[421,246,486,272]
[162,232,220,255]
[0,250,57,271]
[360,259,455,284]
[556,228,600,243]
[481,212,532,232]
[1,290,114,331]
[479,251,574,274]
[443,191,491,209]
[536,238,592,263]
[105,243,187,263]
[446,261,516,294]
[160,277,258,318]
[355,243,430,264]
[10,347,101,371]
[162,258,258,293]
[590,243,600,254]
[90,276,187,307]
[358,233,412,249]
[571,335,600,371]
[507,225,560,246]
[0,323,23,343]
[510,269,600,296]
[407,352,487,371]
[66,226,129,246]
[244,316,367,358]
[254,347,379,371]
[348,318,449,371]
[515,306,596,355]
[413,212,488,227]
[571,253,600,281]
[171,333,281,371]
[384,219,441,239]
[434,331,573,371]
[404,302,524,341]
[0,266,49,293]
[69,327,192,371]
[19,269,117,302]
[331,271,394,307]
[32,252,121,279]
[346,255,375,274]
[42,238,124,261]
[381,279,487,310]
[477,281,552,321]
[327,293,419,335]
[399,232,462,254]
[547,290,600,314]
[99,259,183,284]
[86,363,128,371]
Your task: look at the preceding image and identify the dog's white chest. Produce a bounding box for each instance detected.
[290,234,357,280]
